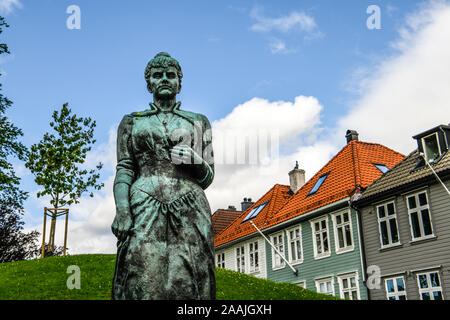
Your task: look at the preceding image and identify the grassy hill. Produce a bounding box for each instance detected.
[0,254,338,300]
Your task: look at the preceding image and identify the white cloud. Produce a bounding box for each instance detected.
[249,6,322,54]
[0,0,22,15]
[337,0,450,154]
[250,7,317,33]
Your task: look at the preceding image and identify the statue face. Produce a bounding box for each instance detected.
[149,66,180,98]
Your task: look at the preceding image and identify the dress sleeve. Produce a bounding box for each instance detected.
[197,115,214,190]
[114,115,135,187]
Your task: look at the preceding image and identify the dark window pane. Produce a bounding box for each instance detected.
[316,234,322,254]
[430,272,440,287]
[389,218,399,243]
[336,215,341,225]
[338,228,344,248]
[378,206,386,218]
[321,220,326,229]
[433,291,443,300]
[345,225,352,246]
[343,212,349,222]
[388,296,396,300]
[419,274,428,289]
[380,221,389,245]
[411,212,421,238]
[386,280,394,293]
[387,203,395,215]
[399,295,406,300]
[421,209,433,235]
[323,233,329,252]
[408,196,417,210]
[418,193,428,206]
[396,278,405,292]
[422,292,431,300]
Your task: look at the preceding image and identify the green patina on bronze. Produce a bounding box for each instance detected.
[111,52,215,300]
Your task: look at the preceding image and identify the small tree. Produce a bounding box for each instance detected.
[0,16,41,262]
[25,103,104,254]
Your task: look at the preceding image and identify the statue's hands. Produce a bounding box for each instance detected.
[170,144,204,165]
[111,208,132,242]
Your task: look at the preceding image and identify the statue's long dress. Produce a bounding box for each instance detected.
[111,102,215,300]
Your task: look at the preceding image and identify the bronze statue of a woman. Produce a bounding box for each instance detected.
[111,52,215,300]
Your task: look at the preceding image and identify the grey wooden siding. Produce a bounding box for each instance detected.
[360,180,450,300]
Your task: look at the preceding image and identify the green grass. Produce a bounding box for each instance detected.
[0,254,338,300]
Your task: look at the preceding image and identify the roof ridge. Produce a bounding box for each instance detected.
[355,140,406,158]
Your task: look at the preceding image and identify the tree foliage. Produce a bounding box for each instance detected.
[0,16,40,262]
[25,103,104,209]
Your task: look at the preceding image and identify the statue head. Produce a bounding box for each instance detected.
[145,52,183,96]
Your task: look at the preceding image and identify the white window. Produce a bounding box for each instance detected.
[296,281,306,289]
[216,252,225,268]
[248,241,259,273]
[332,211,354,253]
[287,225,303,264]
[311,216,330,259]
[422,133,441,163]
[236,246,245,273]
[315,277,334,296]
[338,273,360,300]
[270,233,285,269]
[417,271,444,300]
[377,201,400,248]
[385,276,407,300]
[406,191,434,241]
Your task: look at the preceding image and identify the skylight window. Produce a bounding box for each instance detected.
[308,173,329,196]
[373,163,389,174]
[242,202,268,222]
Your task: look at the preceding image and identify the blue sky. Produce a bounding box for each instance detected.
[2,0,450,253]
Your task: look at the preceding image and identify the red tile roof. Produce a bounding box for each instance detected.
[214,184,292,247]
[262,141,405,230]
[214,140,405,247]
[212,209,242,236]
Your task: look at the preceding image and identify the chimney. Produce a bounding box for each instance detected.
[227,205,236,211]
[241,197,254,211]
[346,130,359,143]
[289,161,306,194]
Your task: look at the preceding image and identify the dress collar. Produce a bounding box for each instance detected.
[149,101,182,113]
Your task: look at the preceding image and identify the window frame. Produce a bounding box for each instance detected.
[421,132,442,163]
[216,252,225,268]
[315,276,335,296]
[270,232,285,270]
[384,276,407,300]
[236,245,245,273]
[376,201,401,249]
[286,225,303,265]
[331,210,354,254]
[248,240,260,274]
[307,172,330,196]
[416,271,444,300]
[310,216,331,259]
[337,272,360,300]
[373,163,389,174]
[405,190,435,241]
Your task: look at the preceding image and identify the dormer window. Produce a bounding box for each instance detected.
[412,124,450,169]
[421,133,441,163]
